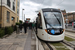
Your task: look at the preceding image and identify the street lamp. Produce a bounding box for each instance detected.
[24,14,25,22]
[22,9,24,22]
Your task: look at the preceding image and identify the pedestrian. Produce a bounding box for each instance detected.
[32,22,34,29]
[29,23,32,29]
[19,23,23,33]
[23,21,28,34]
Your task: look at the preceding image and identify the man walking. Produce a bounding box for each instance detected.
[23,21,28,34]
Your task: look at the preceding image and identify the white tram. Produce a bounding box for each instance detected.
[36,8,65,42]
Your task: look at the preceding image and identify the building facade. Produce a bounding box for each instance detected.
[66,13,75,23]
[0,0,20,27]
[61,10,75,24]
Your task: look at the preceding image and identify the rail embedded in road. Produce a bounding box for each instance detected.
[40,40,72,50]
[62,40,75,50]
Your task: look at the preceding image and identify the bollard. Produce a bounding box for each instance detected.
[16,25,20,34]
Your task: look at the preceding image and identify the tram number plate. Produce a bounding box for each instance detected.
[55,30,60,33]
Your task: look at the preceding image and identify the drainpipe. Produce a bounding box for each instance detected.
[0,0,2,28]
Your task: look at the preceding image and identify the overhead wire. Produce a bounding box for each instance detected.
[57,0,64,6]
[41,0,64,8]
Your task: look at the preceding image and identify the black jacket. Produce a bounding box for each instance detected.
[23,23,28,28]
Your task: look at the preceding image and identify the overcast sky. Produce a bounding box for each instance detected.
[20,0,75,22]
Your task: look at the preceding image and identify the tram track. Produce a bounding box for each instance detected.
[46,43,54,50]
[65,34,75,39]
[40,40,75,50]
[62,40,75,50]
[65,31,75,39]
[38,32,75,50]
[38,34,75,50]
[41,41,54,50]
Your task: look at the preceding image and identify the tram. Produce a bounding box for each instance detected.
[36,8,65,42]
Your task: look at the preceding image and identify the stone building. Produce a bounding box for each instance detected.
[66,12,75,23]
[0,0,20,27]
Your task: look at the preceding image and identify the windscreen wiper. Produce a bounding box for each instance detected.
[51,12,61,26]
[45,18,55,29]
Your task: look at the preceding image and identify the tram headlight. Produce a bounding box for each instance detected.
[61,29,65,34]
[63,29,65,32]
[45,29,51,34]
[45,29,47,33]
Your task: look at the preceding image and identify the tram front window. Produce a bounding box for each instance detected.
[44,12,63,28]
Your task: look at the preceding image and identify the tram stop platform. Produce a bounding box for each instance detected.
[0,28,44,50]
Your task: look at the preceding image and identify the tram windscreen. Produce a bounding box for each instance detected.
[44,12,63,28]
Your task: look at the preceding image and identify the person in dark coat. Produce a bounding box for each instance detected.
[29,23,32,29]
[19,23,23,33]
[23,21,28,33]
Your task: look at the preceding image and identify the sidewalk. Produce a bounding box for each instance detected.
[0,29,36,50]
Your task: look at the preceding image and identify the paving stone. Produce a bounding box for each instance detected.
[16,47,23,50]
[0,44,11,50]
[8,45,17,50]
[0,33,27,50]
[31,30,36,50]
[0,29,36,50]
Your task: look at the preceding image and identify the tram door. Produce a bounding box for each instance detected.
[37,13,43,37]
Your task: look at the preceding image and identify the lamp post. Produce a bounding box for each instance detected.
[22,9,24,22]
[24,14,25,22]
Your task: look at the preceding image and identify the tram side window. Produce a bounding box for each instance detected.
[37,13,42,29]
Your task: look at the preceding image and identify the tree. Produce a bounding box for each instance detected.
[19,20,23,24]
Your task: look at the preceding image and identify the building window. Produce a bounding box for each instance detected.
[17,1,19,7]
[7,11,10,22]
[11,17,14,21]
[17,9,19,14]
[7,0,11,7]
[17,1,19,14]
[13,2,15,11]
[17,18,18,22]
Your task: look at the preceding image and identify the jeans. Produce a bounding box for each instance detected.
[24,28,27,33]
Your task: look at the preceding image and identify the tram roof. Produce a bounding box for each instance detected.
[42,8,61,12]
